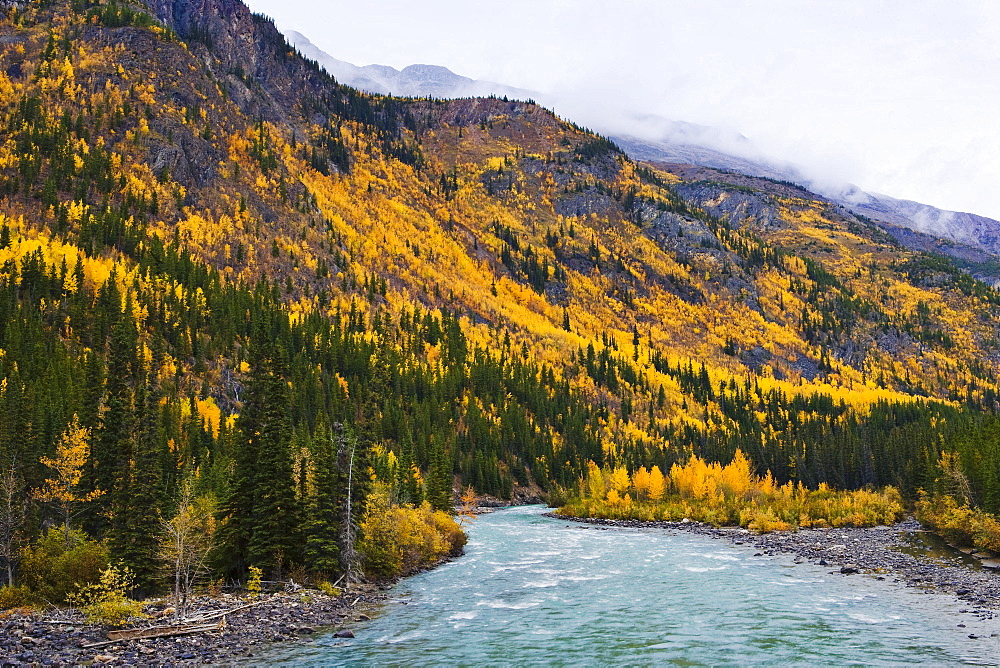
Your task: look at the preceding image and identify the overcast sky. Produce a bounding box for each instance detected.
[245,0,1000,220]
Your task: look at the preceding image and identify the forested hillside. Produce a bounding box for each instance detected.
[1,0,1000,593]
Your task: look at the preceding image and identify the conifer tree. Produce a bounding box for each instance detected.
[303,419,342,575]
[110,366,165,592]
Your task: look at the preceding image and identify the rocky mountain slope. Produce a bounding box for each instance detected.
[1,0,1000,524]
[286,31,1000,262]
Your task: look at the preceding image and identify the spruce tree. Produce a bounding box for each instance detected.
[303,419,342,575]
[92,291,138,535]
[111,371,164,593]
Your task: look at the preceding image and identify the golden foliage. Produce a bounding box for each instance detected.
[358,483,466,580]
[562,451,903,531]
[36,415,103,538]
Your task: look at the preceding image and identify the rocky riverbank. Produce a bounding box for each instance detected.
[0,584,386,666]
[548,513,1000,622]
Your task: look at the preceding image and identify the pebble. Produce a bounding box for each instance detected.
[0,586,385,666]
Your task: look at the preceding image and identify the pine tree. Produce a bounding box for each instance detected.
[111,365,165,593]
[91,292,139,536]
[426,436,452,512]
[225,328,301,580]
[303,419,342,575]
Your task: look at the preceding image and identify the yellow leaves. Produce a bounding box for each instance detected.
[609,466,630,494]
[0,71,15,106]
[632,466,650,499]
[568,451,903,529]
[585,460,605,500]
[334,373,350,398]
[136,82,156,105]
[647,466,666,501]
[37,415,103,507]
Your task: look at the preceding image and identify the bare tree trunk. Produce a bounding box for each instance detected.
[335,425,360,585]
[0,465,25,586]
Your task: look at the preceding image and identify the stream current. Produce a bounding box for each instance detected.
[266,505,1000,665]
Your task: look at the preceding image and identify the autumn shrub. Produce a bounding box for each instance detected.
[915,492,1000,553]
[0,584,33,610]
[558,451,904,532]
[545,485,569,508]
[68,563,145,626]
[359,483,466,580]
[246,566,263,598]
[316,581,341,597]
[18,528,109,604]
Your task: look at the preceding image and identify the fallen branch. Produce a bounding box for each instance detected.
[83,619,224,648]
[176,597,269,625]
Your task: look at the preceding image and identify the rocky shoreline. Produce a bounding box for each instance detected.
[0,584,386,666]
[547,512,1000,622]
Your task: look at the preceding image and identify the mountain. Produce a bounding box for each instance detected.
[285,32,1000,261]
[3,0,1000,591]
[286,30,533,101]
[619,133,1000,261]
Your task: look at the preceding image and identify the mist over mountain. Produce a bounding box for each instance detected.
[286,30,532,100]
[286,29,1000,260]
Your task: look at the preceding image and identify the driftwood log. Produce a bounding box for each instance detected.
[82,598,268,649]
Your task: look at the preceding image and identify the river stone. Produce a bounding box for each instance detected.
[979,559,1000,570]
[840,565,859,575]
[333,629,355,638]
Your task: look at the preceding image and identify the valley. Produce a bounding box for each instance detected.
[0,0,999,662]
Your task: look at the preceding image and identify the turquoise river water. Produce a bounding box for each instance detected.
[266,506,1000,665]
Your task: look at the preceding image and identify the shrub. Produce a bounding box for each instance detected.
[559,453,904,531]
[68,563,145,627]
[0,584,34,610]
[316,581,341,597]
[246,566,263,598]
[359,483,467,580]
[18,528,108,604]
[916,492,1000,553]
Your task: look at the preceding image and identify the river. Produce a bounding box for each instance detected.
[266,506,1000,665]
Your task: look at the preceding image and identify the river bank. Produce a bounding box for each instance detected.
[548,512,1000,623]
[0,584,386,666]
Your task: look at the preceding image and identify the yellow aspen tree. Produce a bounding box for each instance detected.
[721,449,752,499]
[609,466,631,494]
[457,486,478,528]
[586,461,605,500]
[632,466,650,500]
[160,483,217,618]
[647,465,666,501]
[36,415,103,544]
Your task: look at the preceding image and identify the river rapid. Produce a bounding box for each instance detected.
[267,506,1000,665]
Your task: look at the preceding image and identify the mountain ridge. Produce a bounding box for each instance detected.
[282,29,1000,261]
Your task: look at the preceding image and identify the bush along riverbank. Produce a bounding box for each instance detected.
[557,451,905,531]
[0,479,469,665]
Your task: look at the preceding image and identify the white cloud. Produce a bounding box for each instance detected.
[247,0,1000,219]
